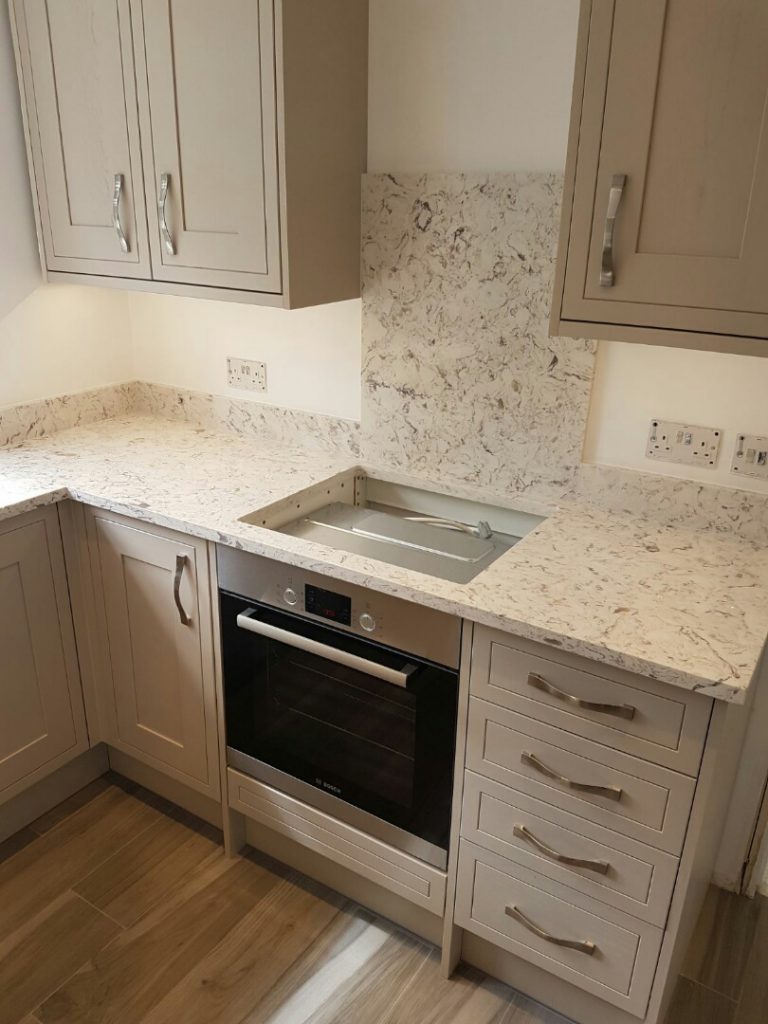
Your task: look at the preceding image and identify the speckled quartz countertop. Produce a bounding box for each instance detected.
[1,415,766,704]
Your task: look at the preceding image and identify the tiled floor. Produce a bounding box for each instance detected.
[0,776,765,1024]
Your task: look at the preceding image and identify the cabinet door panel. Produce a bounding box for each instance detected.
[0,510,87,800]
[91,515,219,797]
[563,0,768,339]
[12,0,151,276]
[133,0,281,292]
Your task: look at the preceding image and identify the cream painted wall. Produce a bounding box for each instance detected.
[128,293,362,420]
[0,286,132,407]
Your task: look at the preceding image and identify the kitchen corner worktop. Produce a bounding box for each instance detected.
[1,415,766,704]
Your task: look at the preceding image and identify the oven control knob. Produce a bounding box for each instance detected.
[359,612,376,633]
[283,587,298,607]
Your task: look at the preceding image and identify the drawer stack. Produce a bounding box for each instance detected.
[455,627,712,1019]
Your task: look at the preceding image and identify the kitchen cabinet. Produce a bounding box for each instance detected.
[85,510,220,799]
[552,0,768,356]
[10,0,368,308]
[0,507,88,803]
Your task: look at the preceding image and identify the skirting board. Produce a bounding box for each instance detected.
[107,747,223,829]
[243,818,444,947]
[0,744,108,843]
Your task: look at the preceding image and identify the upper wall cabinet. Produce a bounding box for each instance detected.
[10,0,368,308]
[552,0,768,356]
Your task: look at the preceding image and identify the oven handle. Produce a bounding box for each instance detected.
[236,609,418,689]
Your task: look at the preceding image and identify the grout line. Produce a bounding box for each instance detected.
[72,890,127,932]
[677,973,740,1005]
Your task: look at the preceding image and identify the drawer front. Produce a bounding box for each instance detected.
[228,770,446,916]
[456,841,663,1018]
[461,772,678,926]
[467,699,696,854]
[471,627,711,776]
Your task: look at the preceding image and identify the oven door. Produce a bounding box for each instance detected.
[220,592,458,868]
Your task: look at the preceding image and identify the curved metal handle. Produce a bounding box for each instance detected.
[522,752,623,802]
[505,905,596,956]
[173,554,192,626]
[236,610,416,689]
[600,173,626,287]
[112,174,129,254]
[513,824,610,875]
[158,173,176,256]
[528,673,636,721]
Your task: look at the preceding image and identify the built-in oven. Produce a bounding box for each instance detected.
[217,547,461,870]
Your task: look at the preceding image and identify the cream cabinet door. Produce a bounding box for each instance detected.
[11,0,151,277]
[131,0,282,292]
[0,508,88,802]
[561,0,768,342]
[88,512,219,798]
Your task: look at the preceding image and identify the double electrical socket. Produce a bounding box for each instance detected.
[646,420,722,468]
[646,419,768,479]
[731,434,768,481]
[227,357,267,393]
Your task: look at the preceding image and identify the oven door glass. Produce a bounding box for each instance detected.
[220,593,458,854]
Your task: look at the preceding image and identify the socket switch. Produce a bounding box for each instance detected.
[227,357,267,393]
[731,433,768,480]
[646,419,722,468]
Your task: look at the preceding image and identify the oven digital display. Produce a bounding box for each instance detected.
[305,584,352,626]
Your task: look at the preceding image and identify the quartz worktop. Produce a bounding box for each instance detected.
[1,414,766,704]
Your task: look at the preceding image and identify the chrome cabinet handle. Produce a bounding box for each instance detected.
[528,673,636,721]
[236,609,416,689]
[505,905,596,956]
[112,174,129,254]
[158,173,176,256]
[513,824,610,875]
[173,554,192,626]
[600,173,626,287]
[522,751,623,802]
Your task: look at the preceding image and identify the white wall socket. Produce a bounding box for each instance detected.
[646,419,722,468]
[731,433,768,480]
[227,357,267,393]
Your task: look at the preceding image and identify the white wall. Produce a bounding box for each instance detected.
[0,6,40,319]
[128,294,362,420]
[0,286,132,407]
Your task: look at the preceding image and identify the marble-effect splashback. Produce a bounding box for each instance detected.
[361,173,597,504]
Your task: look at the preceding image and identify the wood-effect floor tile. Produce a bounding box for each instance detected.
[74,811,222,927]
[0,891,120,1024]
[140,870,348,1024]
[37,856,286,1024]
[733,896,768,1024]
[681,886,764,1000]
[0,786,161,945]
[665,978,737,1024]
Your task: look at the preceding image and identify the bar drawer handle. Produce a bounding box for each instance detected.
[505,905,596,956]
[522,751,623,802]
[600,173,626,287]
[174,554,192,626]
[112,174,129,253]
[528,673,636,721]
[158,173,176,256]
[513,824,610,875]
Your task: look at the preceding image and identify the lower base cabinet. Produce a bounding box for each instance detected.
[0,507,88,802]
[84,509,220,799]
